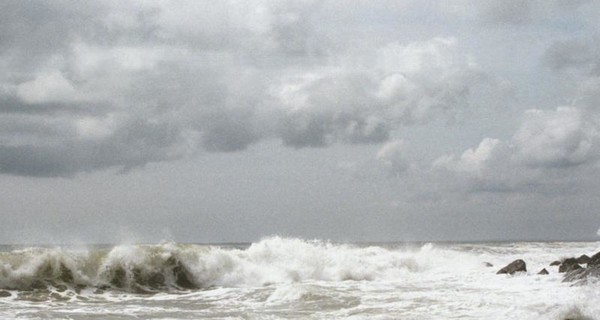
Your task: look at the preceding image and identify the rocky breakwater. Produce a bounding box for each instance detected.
[495,251,600,284]
[562,251,600,283]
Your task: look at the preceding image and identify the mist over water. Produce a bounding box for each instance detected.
[0,237,599,319]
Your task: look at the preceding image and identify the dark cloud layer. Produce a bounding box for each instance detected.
[0,1,483,177]
[544,39,600,75]
[3,1,600,243]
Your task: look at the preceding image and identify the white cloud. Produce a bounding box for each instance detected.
[274,37,485,147]
[16,71,78,104]
[514,107,598,168]
[376,37,483,124]
[376,140,409,174]
[432,106,600,193]
[433,138,511,175]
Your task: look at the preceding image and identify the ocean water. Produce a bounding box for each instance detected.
[0,237,599,319]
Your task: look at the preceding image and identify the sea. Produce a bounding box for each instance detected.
[0,236,599,319]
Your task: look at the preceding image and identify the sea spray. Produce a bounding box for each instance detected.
[0,237,482,292]
[0,238,599,319]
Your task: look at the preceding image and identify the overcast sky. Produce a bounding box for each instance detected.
[1,0,600,244]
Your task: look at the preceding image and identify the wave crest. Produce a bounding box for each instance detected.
[0,237,480,293]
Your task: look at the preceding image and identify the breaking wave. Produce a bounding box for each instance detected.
[0,237,481,293]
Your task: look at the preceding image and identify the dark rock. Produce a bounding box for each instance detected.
[559,258,582,273]
[0,291,11,298]
[550,260,561,266]
[563,265,600,283]
[577,254,591,265]
[484,262,493,267]
[496,259,527,275]
[537,268,549,275]
[589,251,600,266]
[563,268,588,283]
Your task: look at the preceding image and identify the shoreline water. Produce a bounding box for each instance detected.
[0,237,599,319]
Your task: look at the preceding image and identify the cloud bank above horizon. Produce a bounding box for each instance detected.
[2,0,600,242]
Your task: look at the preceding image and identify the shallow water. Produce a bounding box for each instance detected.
[0,237,599,319]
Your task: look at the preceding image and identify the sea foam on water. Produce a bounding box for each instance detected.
[0,237,599,319]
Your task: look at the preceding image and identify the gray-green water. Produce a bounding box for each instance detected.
[0,238,599,319]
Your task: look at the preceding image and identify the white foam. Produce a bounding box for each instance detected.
[1,238,599,319]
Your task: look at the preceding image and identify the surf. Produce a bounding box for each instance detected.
[0,237,481,294]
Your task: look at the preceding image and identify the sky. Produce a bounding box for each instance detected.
[1,0,600,244]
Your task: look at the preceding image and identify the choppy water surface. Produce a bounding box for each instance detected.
[0,237,599,319]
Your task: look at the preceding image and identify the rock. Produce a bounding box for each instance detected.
[589,251,600,266]
[550,260,561,266]
[577,254,591,265]
[559,258,582,273]
[0,291,11,298]
[484,262,493,267]
[537,268,549,275]
[496,259,527,275]
[563,265,600,283]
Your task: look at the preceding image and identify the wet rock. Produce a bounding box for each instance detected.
[589,251,600,266]
[550,260,561,266]
[576,255,591,265]
[483,262,493,267]
[563,265,600,283]
[496,259,527,275]
[0,291,11,298]
[537,268,549,275]
[559,258,582,273]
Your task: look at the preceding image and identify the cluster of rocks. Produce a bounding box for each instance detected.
[495,250,600,283]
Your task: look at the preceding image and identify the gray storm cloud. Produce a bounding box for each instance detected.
[0,1,483,176]
[2,0,600,243]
